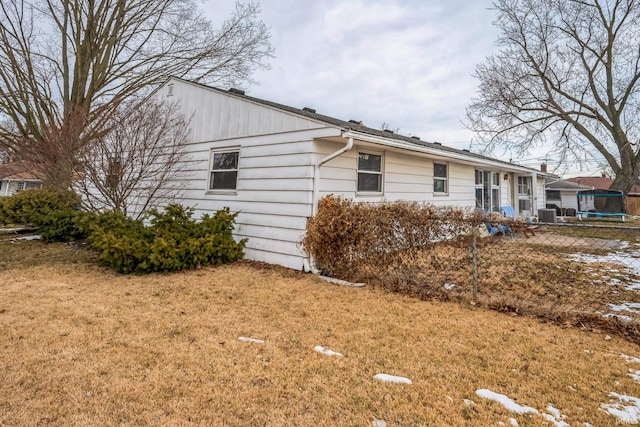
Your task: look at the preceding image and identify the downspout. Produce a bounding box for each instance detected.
[312,135,354,215]
[304,134,354,273]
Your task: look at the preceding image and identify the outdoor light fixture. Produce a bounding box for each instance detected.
[503,174,509,181]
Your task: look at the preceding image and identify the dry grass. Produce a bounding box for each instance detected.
[1,241,640,426]
[352,230,640,343]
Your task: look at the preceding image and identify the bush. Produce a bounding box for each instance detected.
[302,195,473,280]
[0,188,80,226]
[88,204,246,274]
[37,210,90,242]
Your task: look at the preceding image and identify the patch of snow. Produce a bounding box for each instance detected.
[609,303,640,313]
[604,313,633,323]
[601,392,640,424]
[314,345,343,357]
[621,354,640,363]
[373,373,412,384]
[509,418,518,426]
[444,283,456,291]
[372,419,387,427]
[570,247,640,290]
[463,399,475,406]
[583,423,592,427]
[237,336,264,344]
[629,369,640,384]
[12,235,41,241]
[475,389,539,415]
[542,405,570,427]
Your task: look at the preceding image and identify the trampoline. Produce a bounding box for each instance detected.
[577,189,627,222]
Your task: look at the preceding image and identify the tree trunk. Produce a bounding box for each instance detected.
[610,174,635,194]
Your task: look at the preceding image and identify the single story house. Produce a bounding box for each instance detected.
[148,77,551,270]
[567,174,640,193]
[0,161,44,196]
[545,178,592,216]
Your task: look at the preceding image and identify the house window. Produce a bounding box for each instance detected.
[475,170,500,212]
[519,199,532,212]
[546,190,561,201]
[25,182,41,190]
[17,182,25,191]
[357,152,382,193]
[517,176,531,195]
[209,149,239,191]
[517,176,533,216]
[433,163,448,194]
[167,83,174,97]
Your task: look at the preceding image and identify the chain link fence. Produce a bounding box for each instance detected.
[304,197,640,342]
[384,220,640,340]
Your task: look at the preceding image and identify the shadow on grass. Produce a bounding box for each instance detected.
[0,239,96,272]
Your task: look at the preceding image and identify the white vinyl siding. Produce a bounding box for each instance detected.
[148,79,348,269]
[318,143,478,207]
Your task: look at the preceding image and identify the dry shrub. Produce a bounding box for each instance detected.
[302,195,473,280]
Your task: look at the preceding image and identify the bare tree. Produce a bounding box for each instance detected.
[0,0,273,189]
[76,99,189,218]
[380,121,401,134]
[466,0,640,193]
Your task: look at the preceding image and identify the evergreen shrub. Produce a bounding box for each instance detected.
[88,204,246,274]
[37,210,89,242]
[0,188,80,226]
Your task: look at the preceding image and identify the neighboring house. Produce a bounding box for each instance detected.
[148,77,551,270]
[545,178,592,216]
[0,161,44,196]
[567,174,640,193]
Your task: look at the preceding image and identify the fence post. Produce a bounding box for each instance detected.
[472,224,478,299]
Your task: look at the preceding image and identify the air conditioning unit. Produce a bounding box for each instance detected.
[538,208,557,224]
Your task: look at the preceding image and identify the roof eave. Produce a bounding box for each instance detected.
[342,130,549,175]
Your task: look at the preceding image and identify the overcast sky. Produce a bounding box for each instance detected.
[201,1,557,169]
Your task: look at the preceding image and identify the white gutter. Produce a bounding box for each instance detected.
[342,130,541,175]
[305,134,354,274]
[312,135,354,215]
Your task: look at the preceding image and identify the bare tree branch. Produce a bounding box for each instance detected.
[467,0,640,192]
[76,98,190,218]
[0,0,273,188]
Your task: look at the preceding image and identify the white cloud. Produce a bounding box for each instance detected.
[201,0,498,148]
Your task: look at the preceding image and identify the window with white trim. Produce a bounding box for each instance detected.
[209,149,239,191]
[517,176,531,195]
[17,181,25,191]
[357,152,383,193]
[475,170,501,211]
[433,162,448,194]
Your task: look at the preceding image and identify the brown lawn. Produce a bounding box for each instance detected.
[1,241,640,426]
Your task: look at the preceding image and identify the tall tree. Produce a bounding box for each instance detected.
[467,0,640,193]
[0,0,273,188]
